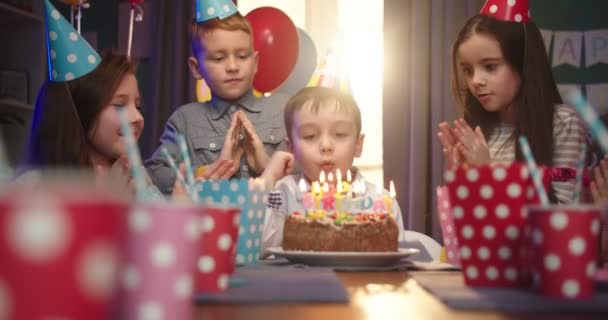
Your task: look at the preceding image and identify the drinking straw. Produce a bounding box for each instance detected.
[518,136,549,206]
[573,143,587,203]
[117,108,147,200]
[568,90,608,154]
[161,146,189,192]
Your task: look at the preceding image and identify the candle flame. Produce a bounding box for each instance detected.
[299,178,307,193]
[390,180,396,197]
[328,172,334,182]
[323,182,329,193]
[336,169,342,183]
[312,181,320,194]
[337,181,343,193]
[319,171,326,184]
[346,170,352,182]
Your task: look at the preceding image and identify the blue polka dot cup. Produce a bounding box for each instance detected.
[526,205,600,299]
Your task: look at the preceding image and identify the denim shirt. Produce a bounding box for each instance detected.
[145,90,289,195]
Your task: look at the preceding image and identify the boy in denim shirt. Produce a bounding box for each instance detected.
[146,0,287,195]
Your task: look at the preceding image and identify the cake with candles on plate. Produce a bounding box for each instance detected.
[281,170,400,252]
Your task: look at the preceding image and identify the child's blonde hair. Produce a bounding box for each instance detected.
[190,13,253,56]
[284,87,362,139]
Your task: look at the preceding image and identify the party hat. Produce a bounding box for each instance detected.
[480,0,530,23]
[195,0,239,23]
[307,48,351,94]
[44,0,100,82]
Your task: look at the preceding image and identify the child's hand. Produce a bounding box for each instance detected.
[195,159,239,180]
[453,119,490,166]
[437,121,463,169]
[261,151,294,187]
[220,112,245,165]
[238,111,271,174]
[591,156,608,204]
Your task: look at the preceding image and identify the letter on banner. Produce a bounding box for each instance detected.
[586,84,608,116]
[540,29,553,54]
[552,31,583,68]
[584,30,608,67]
[556,84,582,105]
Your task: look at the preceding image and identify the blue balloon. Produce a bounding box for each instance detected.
[278,28,317,95]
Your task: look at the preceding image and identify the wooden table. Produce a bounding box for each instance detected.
[196,271,607,320]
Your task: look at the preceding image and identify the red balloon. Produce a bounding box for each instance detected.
[246,7,299,93]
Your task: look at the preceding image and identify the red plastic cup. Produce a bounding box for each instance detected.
[0,185,128,320]
[445,163,549,287]
[526,205,600,299]
[121,202,203,320]
[436,186,460,267]
[195,206,241,293]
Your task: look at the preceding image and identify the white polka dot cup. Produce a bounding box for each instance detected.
[526,205,600,299]
[436,186,460,267]
[235,179,268,266]
[445,163,549,287]
[196,206,241,293]
[121,203,202,320]
[0,188,128,320]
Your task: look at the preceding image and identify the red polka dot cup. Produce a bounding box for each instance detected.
[526,205,600,299]
[0,186,128,320]
[445,163,549,288]
[121,203,202,320]
[436,186,460,267]
[195,206,241,293]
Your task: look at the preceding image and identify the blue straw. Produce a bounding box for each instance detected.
[176,134,198,201]
[568,90,608,154]
[117,108,147,200]
[161,146,189,193]
[573,143,587,203]
[518,136,550,206]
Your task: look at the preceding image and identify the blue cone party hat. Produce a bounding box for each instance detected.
[195,0,239,23]
[44,0,100,82]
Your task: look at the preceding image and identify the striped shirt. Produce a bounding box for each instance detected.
[487,104,589,204]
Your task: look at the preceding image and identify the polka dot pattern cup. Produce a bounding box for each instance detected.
[445,163,548,287]
[196,207,241,293]
[194,179,269,266]
[121,203,202,320]
[526,205,600,299]
[0,187,127,320]
[436,186,460,267]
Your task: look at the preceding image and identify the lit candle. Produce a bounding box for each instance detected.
[327,172,336,193]
[319,171,326,185]
[373,183,387,212]
[322,182,335,210]
[346,170,352,183]
[336,181,344,213]
[385,180,396,213]
[312,181,322,210]
[300,178,313,211]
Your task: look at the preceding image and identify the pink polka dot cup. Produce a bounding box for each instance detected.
[195,206,241,293]
[445,163,549,288]
[436,186,460,267]
[121,203,202,320]
[526,205,600,299]
[0,186,128,320]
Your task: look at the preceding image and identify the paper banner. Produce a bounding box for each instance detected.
[584,29,608,67]
[556,84,582,104]
[540,29,553,54]
[586,84,608,116]
[552,31,583,68]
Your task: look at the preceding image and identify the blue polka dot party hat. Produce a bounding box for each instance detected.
[44,0,100,82]
[195,0,239,23]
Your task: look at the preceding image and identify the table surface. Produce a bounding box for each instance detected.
[195,271,607,320]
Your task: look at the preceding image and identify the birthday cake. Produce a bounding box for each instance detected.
[282,211,399,252]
